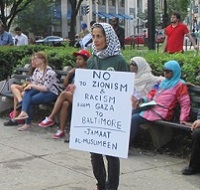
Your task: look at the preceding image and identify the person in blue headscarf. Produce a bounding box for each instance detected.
[129,60,191,145]
[159,60,184,90]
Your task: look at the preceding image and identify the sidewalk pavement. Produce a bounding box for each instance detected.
[0,117,200,190]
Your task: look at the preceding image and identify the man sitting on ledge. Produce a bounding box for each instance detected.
[182,109,200,175]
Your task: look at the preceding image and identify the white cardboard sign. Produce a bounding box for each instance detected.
[69,69,135,158]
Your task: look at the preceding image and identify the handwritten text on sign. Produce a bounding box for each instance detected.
[69,69,135,158]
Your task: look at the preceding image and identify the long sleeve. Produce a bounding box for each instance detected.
[177,83,191,121]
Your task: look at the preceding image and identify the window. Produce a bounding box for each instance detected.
[119,0,124,7]
[108,0,115,6]
[98,0,106,5]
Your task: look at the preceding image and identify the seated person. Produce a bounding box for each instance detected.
[4,56,36,126]
[182,111,200,175]
[130,60,191,145]
[38,49,90,139]
[130,56,163,99]
[14,51,59,131]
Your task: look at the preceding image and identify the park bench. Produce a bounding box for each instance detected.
[143,85,200,148]
[0,64,72,112]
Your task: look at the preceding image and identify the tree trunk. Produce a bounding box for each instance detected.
[69,0,83,46]
[69,12,77,46]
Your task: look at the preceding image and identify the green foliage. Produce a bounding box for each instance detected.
[0,45,77,81]
[122,48,200,85]
[0,0,35,30]
[14,0,52,36]
[167,0,190,21]
[137,1,161,27]
[137,0,190,28]
[0,45,200,86]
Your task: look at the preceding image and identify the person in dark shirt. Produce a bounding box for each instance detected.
[111,17,125,50]
[182,109,200,175]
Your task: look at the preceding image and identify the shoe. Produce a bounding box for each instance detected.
[3,119,18,126]
[181,166,200,175]
[53,130,65,139]
[93,187,106,190]
[64,134,70,143]
[9,111,14,118]
[18,124,31,131]
[16,119,25,125]
[9,111,25,124]
[39,117,55,128]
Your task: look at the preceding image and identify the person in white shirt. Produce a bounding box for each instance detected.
[80,21,96,50]
[14,27,29,46]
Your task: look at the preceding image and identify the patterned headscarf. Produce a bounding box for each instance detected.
[159,60,184,90]
[92,22,121,59]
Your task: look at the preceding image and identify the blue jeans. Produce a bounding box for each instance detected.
[22,89,57,124]
[130,113,148,145]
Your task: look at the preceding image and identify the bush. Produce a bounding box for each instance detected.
[0,45,199,85]
[122,50,200,85]
[0,45,78,80]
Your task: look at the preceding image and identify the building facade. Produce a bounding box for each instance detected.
[54,0,148,38]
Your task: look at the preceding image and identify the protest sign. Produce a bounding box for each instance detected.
[69,69,135,158]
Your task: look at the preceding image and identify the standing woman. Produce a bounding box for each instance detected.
[87,23,128,190]
[14,51,59,131]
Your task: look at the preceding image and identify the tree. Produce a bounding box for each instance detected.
[137,0,190,29]
[167,0,190,22]
[15,0,52,36]
[0,0,35,30]
[68,0,84,45]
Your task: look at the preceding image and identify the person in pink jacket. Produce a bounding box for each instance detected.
[130,60,190,145]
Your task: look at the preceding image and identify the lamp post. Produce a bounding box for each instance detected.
[190,0,194,31]
[51,0,56,36]
[163,0,168,28]
[148,0,155,50]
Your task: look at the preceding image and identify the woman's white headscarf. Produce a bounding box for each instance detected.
[131,57,162,97]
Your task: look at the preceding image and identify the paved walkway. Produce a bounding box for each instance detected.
[0,118,200,190]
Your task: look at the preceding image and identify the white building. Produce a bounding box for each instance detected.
[55,0,149,38]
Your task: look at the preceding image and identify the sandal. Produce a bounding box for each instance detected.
[18,124,31,131]
[15,113,29,120]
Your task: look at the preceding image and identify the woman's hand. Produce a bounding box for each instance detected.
[131,95,142,109]
[191,119,200,131]
[68,68,76,76]
[24,84,33,91]
[67,84,76,94]
[180,120,200,131]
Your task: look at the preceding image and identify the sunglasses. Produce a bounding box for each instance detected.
[163,69,172,74]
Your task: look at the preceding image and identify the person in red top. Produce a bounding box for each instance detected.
[163,11,198,54]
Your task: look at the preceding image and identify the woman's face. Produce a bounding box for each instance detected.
[31,57,37,68]
[163,68,173,79]
[92,27,107,51]
[130,62,138,73]
[33,56,44,68]
[76,55,86,68]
